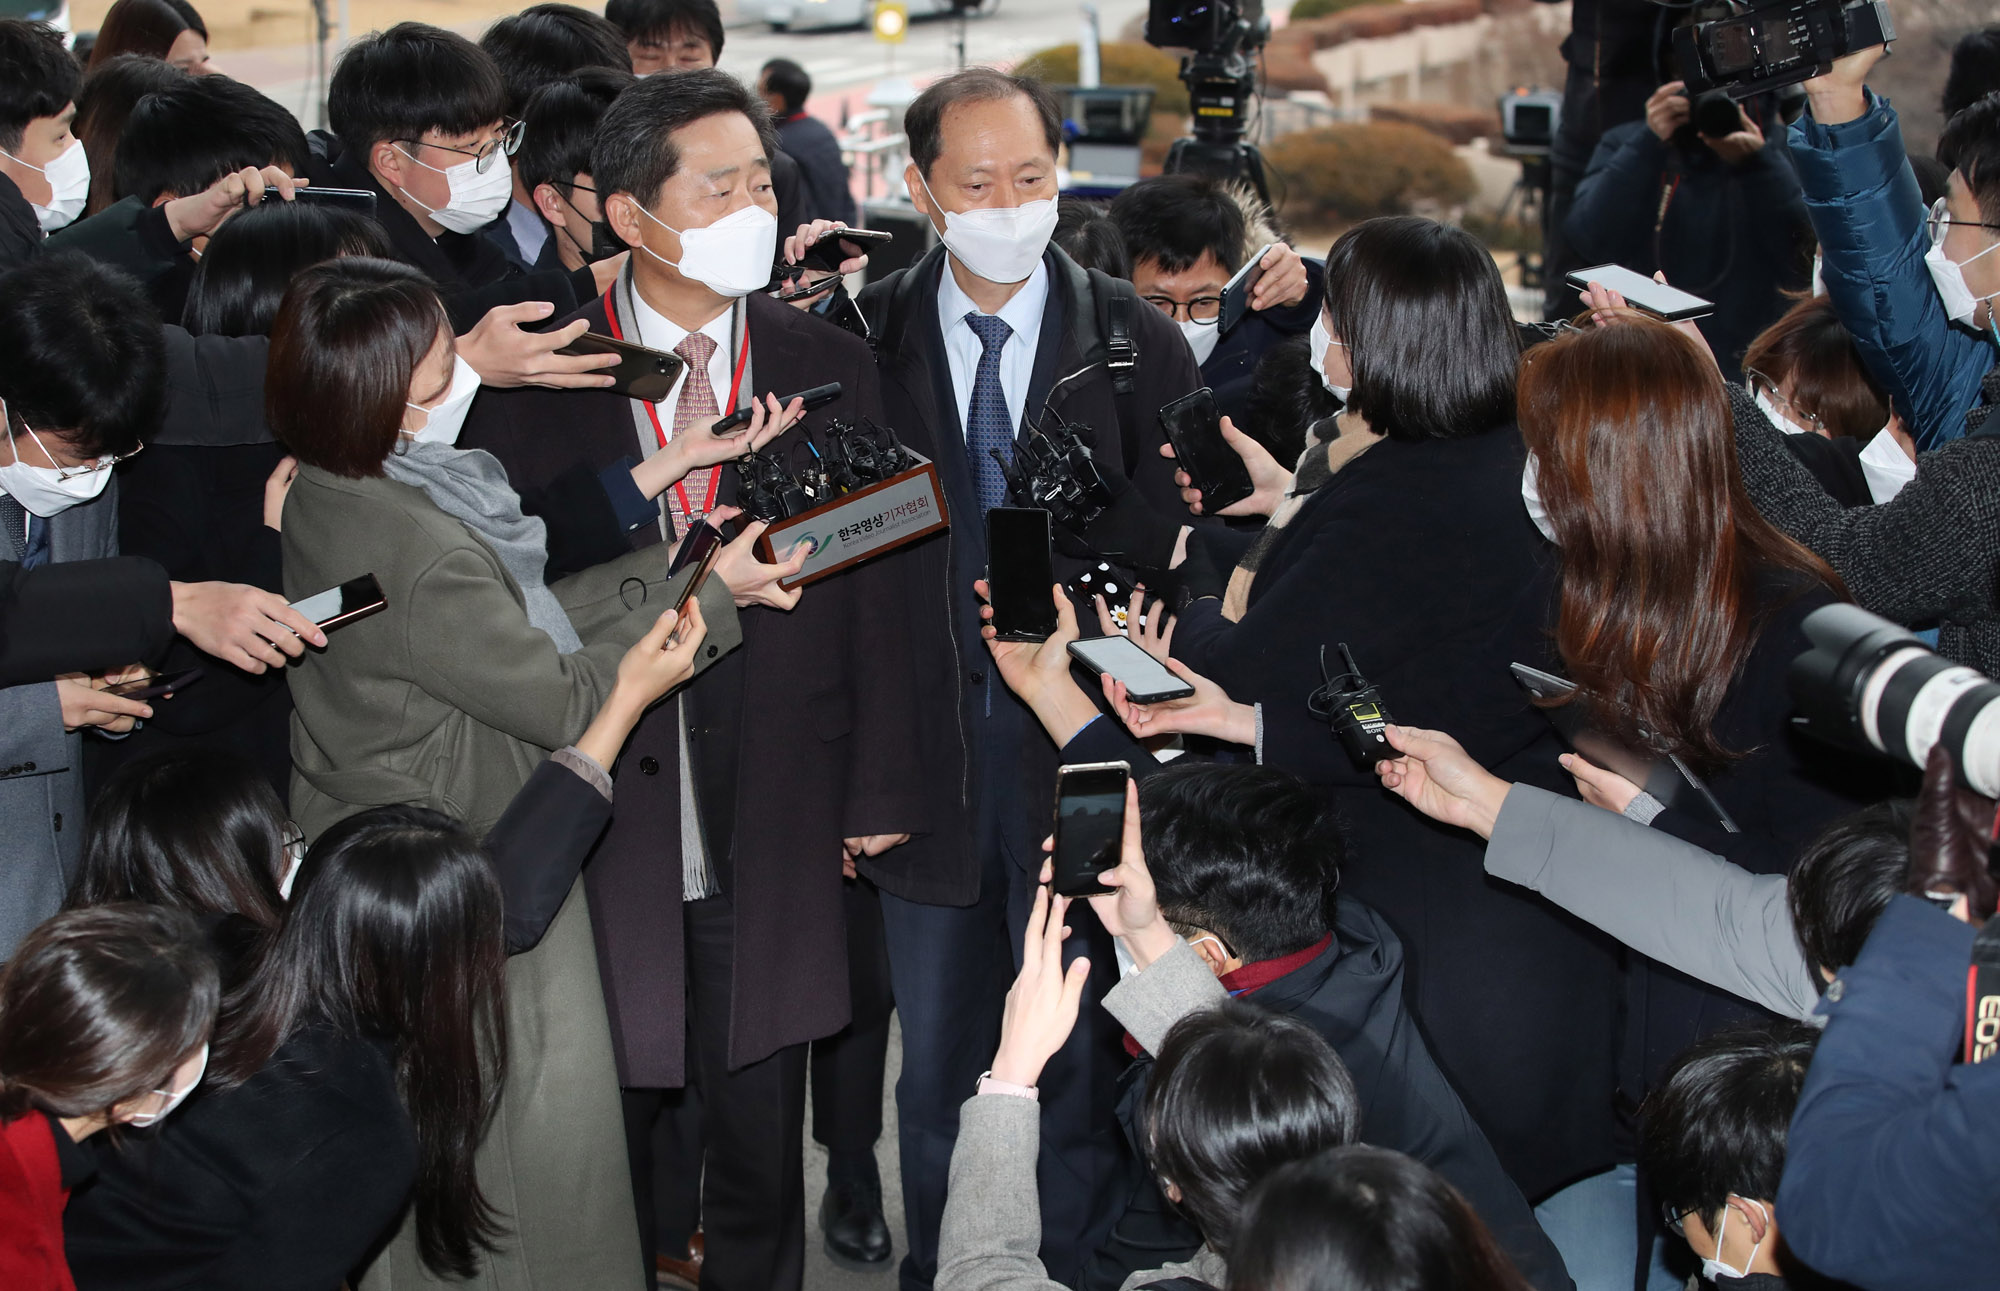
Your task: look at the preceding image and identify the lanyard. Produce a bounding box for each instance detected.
[602,285,750,519]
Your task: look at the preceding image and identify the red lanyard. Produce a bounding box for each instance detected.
[602,285,750,518]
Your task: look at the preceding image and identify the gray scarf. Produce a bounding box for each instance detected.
[382,439,582,653]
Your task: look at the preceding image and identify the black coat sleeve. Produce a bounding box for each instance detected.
[486,756,616,954]
[0,556,175,685]
[515,460,643,583]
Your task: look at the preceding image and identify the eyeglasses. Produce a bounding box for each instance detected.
[1662,1205,1691,1236]
[401,120,525,174]
[6,411,142,477]
[1143,294,1223,324]
[1928,195,2000,248]
[1743,367,1824,433]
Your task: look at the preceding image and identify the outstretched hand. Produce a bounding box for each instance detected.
[989,882,1092,1088]
[1374,724,1512,840]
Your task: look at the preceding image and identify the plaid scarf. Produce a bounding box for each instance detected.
[1222,410,1383,622]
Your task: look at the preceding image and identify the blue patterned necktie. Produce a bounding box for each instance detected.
[963,312,1015,512]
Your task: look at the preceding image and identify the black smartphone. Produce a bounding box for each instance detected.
[1217,241,1275,335]
[1051,761,1130,897]
[1563,265,1715,321]
[288,574,387,633]
[986,508,1057,642]
[1066,636,1195,704]
[671,532,725,616]
[669,516,724,576]
[288,186,377,216]
[105,666,205,700]
[795,225,893,275]
[711,382,842,435]
[556,332,687,403]
[1159,387,1253,514]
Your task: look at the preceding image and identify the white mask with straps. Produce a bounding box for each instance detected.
[394,144,514,235]
[404,355,480,447]
[1308,313,1350,403]
[0,404,115,517]
[631,200,778,298]
[916,172,1057,286]
[2,137,90,232]
[125,1043,208,1127]
[1753,386,1815,436]
[1520,453,1558,544]
[1700,1198,1769,1283]
[1179,317,1220,365]
[1926,231,2000,328]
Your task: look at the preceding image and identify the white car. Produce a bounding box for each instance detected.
[4,0,71,37]
[761,0,953,33]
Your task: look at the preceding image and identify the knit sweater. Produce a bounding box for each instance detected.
[1731,382,2000,675]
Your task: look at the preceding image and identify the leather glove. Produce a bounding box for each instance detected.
[1157,529,1226,611]
[1906,745,2000,923]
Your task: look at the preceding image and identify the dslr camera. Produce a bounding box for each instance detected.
[1672,0,1894,100]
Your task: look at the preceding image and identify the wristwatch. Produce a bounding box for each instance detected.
[975,1070,1039,1101]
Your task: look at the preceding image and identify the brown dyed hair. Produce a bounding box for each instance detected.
[1518,318,1843,771]
[267,256,448,478]
[1740,296,1890,440]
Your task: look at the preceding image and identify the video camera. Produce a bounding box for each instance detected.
[1672,0,1894,100]
[732,416,918,524]
[1145,0,1272,198]
[1498,87,1564,157]
[993,418,1115,534]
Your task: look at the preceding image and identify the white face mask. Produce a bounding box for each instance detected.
[2,137,90,232]
[1926,232,2000,328]
[1858,425,1917,504]
[1520,453,1558,543]
[404,355,480,447]
[125,1042,208,1127]
[0,409,115,517]
[278,829,306,900]
[1754,386,1815,435]
[917,172,1057,286]
[1700,1198,1769,1283]
[632,200,778,297]
[1308,313,1350,403]
[395,145,514,236]
[1179,317,1220,365]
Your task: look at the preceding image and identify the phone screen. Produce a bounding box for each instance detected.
[1564,265,1714,320]
[1160,388,1253,513]
[288,574,386,631]
[1067,636,1195,703]
[987,508,1057,641]
[1052,763,1129,897]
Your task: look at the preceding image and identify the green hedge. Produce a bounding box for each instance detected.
[1286,0,1391,20]
[1264,121,1476,222]
[1014,41,1190,117]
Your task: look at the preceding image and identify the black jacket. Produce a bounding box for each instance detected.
[1200,256,1323,431]
[776,115,856,227]
[0,170,44,272]
[0,556,175,686]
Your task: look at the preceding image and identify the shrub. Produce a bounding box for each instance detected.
[1287,0,1391,21]
[1014,41,1190,116]
[1264,120,1476,222]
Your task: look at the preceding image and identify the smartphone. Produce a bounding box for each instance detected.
[794,225,893,275]
[288,186,377,216]
[1159,387,1253,514]
[669,516,724,576]
[1564,265,1715,321]
[1051,761,1130,897]
[556,332,687,403]
[671,532,724,616]
[1216,241,1275,335]
[986,508,1057,642]
[711,381,842,435]
[105,666,205,700]
[288,574,387,633]
[1066,635,1195,704]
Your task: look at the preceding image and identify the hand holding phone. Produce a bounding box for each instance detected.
[1066,636,1194,704]
[555,333,687,402]
[1217,241,1276,335]
[1158,388,1253,515]
[104,666,206,700]
[1564,265,1714,321]
[712,382,840,435]
[1052,761,1130,897]
[288,574,386,633]
[986,509,1058,642]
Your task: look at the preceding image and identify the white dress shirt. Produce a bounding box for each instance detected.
[936,257,1049,441]
[506,198,549,265]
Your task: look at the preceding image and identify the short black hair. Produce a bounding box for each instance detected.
[1243,333,1334,466]
[328,22,509,158]
[1053,196,1131,278]
[76,55,191,215]
[1787,799,1912,982]
[604,0,724,58]
[1322,215,1519,442]
[1145,1001,1360,1255]
[1944,27,2000,121]
[183,198,394,336]
[0,20,81,153]
[0,252,165,458]
[591,67,774,216]
[479,3,631,117]
[1638,1021,1819,1232]
[904,66,1061,183]
[1110,173,1249,276]
[1138,763,1343,964]
[761,57,810,116]
[113,74,309,205]
[516,66,633,193]
[1939,92,2000,227]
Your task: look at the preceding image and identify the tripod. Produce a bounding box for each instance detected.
[1161,49,1269,202]
[1495,151,1551,289]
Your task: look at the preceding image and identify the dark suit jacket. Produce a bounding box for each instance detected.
[461,289,929,1084]
[0,556,173,687]
[0,170,40,272]
[776,115,857,227]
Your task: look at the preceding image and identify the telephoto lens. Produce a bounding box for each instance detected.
[1789,604,2000,795]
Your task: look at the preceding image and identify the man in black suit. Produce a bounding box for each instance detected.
[842,67,1203,1291]
[758,59,857,227]
[459,69,927,1291]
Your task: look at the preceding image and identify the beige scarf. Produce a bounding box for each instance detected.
[1221,409,1383,622]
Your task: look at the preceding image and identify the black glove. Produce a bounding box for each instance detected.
[1157,529,1227,611]
[1907,745,2000,922]
[1062,467,1181,574]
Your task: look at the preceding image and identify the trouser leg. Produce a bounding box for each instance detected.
[812,876,895,1160]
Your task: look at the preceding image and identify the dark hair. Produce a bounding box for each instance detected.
[1053,196,1131,279]
[1138,763,1342,963]
[183,199,393,336]
[760,57,810,116]
[86,0,205,69]
[1740,295,1889,440]
[1910,152,1951,209]
[267,257,447,477]
[328,22,509,158]
[1638,1021,1818,1232]
[214,805,509,1277]
[516,66,633,193]
[1943,27,2000,121]
[480,3,630,116]
[1145,1001,1360,1255]
[1939,93,2000,227]
[604,0,724,58]
[0,904,218,1122]
[1517,318,1844,771]
[1243,334,1334,466]
[1788,799,1912,981]
[0,251,164,458]
[0,19,80,153]
[75,54,189,216]
[72,748,290,933]
[904,66,1061,183]
[590,66,774,214]
[1110,173,1249,276]
[1321,216,1518,442]
[113,74,309,205]
[1228,1146,1533,1291]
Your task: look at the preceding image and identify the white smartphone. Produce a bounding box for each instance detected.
[1564,264,1715,321]
[1067,635,1196,704]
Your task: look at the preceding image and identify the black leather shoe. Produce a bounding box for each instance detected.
[819,1174,892,1271]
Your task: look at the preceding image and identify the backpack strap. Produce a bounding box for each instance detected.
[1083,268,1146,475]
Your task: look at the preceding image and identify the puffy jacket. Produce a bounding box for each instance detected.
[1788,91,1995,450]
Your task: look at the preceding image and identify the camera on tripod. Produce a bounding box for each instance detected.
[994,419,1115,534]
[1673,0,1894,100]
[1145,0,1271,199]
[1498,86,1564,158]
